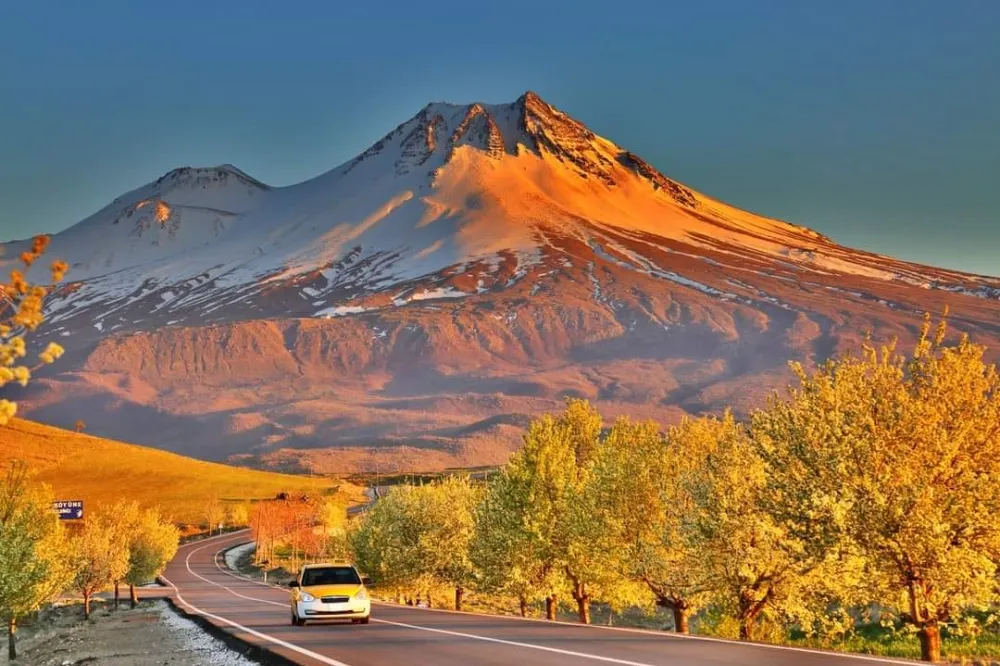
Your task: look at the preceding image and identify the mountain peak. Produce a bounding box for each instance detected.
[152,164,270,191]
[516,89,544,106]
[338,90,702,203]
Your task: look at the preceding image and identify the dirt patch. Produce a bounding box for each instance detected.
[1,599,259,666]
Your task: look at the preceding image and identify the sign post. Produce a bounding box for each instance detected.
[53,500,84,520]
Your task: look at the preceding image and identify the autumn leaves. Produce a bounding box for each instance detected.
[0,235,66,425]
[350,317,1000,662]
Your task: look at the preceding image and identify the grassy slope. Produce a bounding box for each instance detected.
[0,418,359,527]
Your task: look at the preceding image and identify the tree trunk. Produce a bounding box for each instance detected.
[570,579,590,624]
[455,587,464,611]
[114,581,120,611]
[7,616,16,661]
[918,624,941,663]
[672,606,690,634]
[546,594,557,621]
[576,595,590,624]
[130,584,139,609]
[739,617,753,641]
[84,591,92,619]
[519,597,528,617]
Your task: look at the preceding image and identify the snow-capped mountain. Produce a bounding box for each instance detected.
[8,92,1000,472]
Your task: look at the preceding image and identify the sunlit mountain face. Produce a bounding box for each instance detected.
[8,92,1000,472]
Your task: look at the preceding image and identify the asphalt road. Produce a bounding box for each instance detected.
[161,531,916,666]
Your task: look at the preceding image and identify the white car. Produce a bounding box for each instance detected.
[289,563,371,626]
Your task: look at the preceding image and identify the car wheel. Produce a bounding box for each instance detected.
[359,616,370,625]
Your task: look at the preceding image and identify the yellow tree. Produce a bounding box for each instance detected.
[752,316,1000,662]
[545,399,606,623]
[586,417,704,632]
[226,502,251,529]
[472,399,616,623]
[676,413,820,641]
[350,478,480,609]
[311,497,349,561]
[0,461,72,660]
[106,500,141,611]
[316,497,345,536]
[414,476,481,610]
[72,508,130,618]
[471,461,560,617]
[204,496,224,535]
[125,507,179,608]
[0,235,67,425]
[350,486,425,597]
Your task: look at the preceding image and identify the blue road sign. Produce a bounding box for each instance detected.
[53,500,83,520]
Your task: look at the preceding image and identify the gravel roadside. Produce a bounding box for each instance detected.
[1,599,260,666]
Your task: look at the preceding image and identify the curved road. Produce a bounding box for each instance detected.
[162,531,915,666]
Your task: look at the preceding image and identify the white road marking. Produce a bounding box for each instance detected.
[179,534,918,666]
[160,582,352,666]
[374,618,661,666]
[184,539,287,608]
[162,535,355,666]
[368,602,918,665]
[211,541,286,591]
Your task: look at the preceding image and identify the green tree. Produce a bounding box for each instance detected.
[0,461,71,660]
[125,507,179,608]
[752,317,1000,662]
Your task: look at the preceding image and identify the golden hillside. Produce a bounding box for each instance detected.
[0,418,360,527]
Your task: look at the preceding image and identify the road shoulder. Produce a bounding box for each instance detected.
[1,599,265,666]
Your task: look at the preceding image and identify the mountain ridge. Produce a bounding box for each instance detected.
[6,91,1000,472]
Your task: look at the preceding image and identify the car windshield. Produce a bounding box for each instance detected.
[301,566,361,587]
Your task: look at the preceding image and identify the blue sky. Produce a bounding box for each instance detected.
[1,0,998,274]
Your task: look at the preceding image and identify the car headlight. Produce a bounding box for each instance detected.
[300,592,316,602]
[354,588,369,601]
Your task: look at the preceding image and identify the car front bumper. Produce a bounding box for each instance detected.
[296,598,370,619]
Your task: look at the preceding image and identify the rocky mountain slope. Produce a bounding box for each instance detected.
[6,91,1000,472]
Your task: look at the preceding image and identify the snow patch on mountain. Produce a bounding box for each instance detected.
[5,91,997,341]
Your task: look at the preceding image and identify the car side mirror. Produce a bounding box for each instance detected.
[288,580,299,588]
[362,577,372,586]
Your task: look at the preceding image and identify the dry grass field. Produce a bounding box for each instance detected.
[0,418,361,528]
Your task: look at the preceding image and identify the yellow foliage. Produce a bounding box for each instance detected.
[352,476,480,598]
[0,461,72,623]
[752,315,1000,662]
[0,235,66,425]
